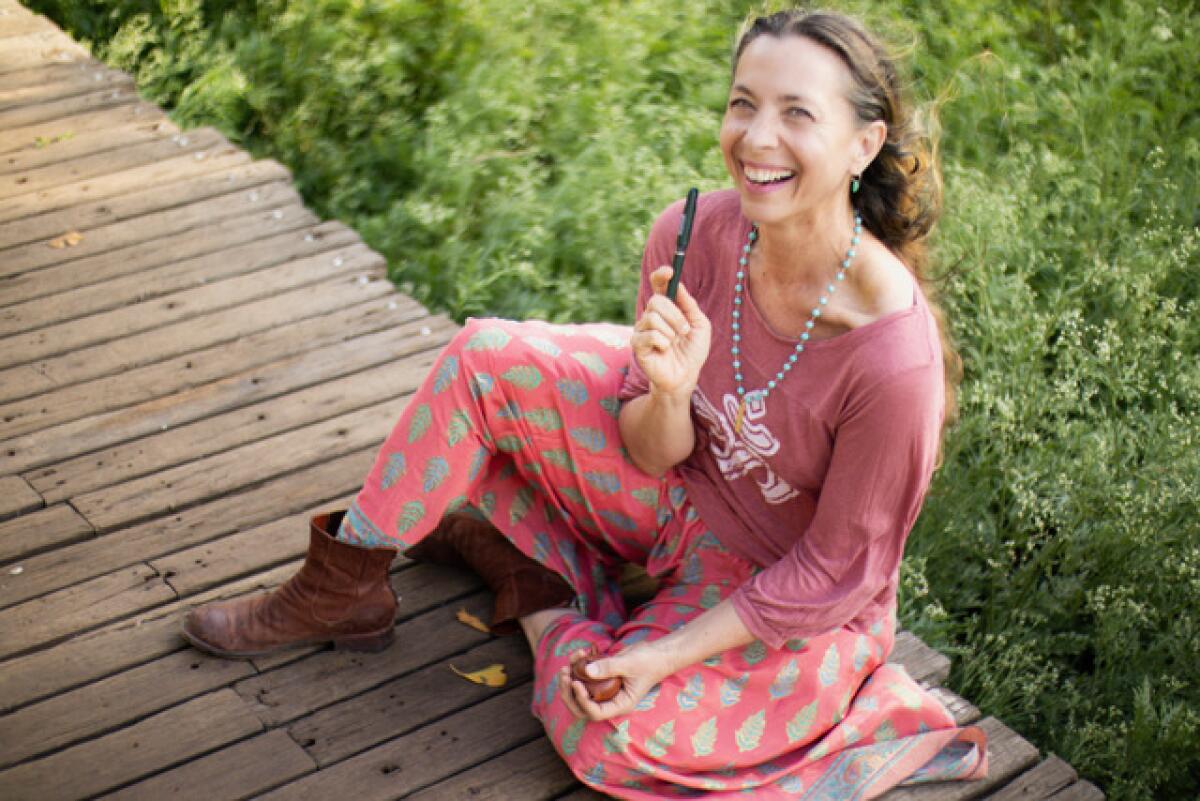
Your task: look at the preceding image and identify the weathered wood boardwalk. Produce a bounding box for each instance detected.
[0,4,1105,799]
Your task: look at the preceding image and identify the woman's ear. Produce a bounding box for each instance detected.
[854,120,888,174]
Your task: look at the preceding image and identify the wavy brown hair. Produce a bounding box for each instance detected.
[734,9,962,432]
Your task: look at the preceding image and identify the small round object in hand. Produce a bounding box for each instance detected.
[570,648,622,703]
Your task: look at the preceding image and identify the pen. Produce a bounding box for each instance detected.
[666,188,699,302]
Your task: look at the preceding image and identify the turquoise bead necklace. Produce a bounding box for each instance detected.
[730,212,864,435]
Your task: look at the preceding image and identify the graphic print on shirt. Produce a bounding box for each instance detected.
[692,388,798,504]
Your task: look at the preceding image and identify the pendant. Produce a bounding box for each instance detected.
[734,398,746,435]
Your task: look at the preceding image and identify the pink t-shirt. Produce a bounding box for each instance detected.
[619,190,945,648]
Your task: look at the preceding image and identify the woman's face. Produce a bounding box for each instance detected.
[720,34,875,226]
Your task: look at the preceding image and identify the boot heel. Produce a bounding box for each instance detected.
[335,628,395,653]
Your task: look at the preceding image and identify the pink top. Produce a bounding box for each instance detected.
[619,190,945,648]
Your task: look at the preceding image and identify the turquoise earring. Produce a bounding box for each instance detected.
[851,174,861,194]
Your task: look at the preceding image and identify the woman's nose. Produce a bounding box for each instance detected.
[744,111,780,149]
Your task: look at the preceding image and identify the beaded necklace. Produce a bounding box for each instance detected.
[731,212,864,434]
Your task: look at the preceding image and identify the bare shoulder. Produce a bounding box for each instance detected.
[850,240,915,322]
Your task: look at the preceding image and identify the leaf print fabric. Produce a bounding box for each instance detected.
[337,318,987,801]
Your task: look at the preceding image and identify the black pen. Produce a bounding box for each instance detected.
[666,188,699,302]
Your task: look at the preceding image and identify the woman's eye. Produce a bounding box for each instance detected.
[787,107,812,119]
[729,97,753,110]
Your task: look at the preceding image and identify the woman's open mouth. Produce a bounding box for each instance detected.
[742,165,796,192]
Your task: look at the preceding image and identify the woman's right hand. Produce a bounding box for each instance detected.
[631,265,712,400]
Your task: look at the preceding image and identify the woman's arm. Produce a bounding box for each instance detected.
[618,386,695,477]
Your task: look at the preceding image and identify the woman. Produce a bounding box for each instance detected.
[184,9,987,798]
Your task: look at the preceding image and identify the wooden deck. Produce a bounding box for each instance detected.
[0,4,1105,799]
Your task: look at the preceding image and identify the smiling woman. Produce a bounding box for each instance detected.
[178,7,985,799]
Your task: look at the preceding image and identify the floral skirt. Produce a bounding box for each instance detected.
[339,318,987,799]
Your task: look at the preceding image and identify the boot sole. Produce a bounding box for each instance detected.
[180,624,396,659]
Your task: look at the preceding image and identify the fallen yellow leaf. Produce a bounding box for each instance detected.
[450,663,507,688]
[48,230,83,249]
[455,607,490,634]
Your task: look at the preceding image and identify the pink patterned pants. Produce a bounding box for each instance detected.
[339,318,986,799]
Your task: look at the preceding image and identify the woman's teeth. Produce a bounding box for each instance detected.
[745,167,796,184]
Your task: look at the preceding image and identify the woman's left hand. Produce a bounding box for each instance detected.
[559,641,675,722]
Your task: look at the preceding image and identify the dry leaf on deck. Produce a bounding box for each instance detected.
[48,231,83,249]
[455,607,490,634]
[450,663,507,688]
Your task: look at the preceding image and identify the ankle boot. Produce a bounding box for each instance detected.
[181,511,397,658]
[405,513,575,635]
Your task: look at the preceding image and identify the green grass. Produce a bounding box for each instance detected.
[30,1,1200,797]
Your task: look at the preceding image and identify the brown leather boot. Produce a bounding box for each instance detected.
[181,511,398,658]
[405,513,575,635]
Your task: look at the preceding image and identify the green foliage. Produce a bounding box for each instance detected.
[34,0,1200,797]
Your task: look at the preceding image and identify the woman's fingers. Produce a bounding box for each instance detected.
[637,306,681,341]
[632,328,672,354]
[648,265,674,295]
[674,281,710,331]
[559,666,586,719]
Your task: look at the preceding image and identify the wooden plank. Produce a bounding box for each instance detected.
[0,173,298,280]
[406,738,578,801]
[881,717,1040,801]
[0,83,139,133]
[292,633,532,766]
[0,239,381,370]
[257,687,543,801]
[0,123,216,201]
[1046,781,1104,801]
[21,331,436,496]
[0,558,302,711]
[0,29,93,75]
[8,311,450,480]
[983,755,1077,800]
[0,563,175,659]
[0,117,174,179]
[0,153,277,262]
[0,130,246,224]
[0,689,263,801]
[928,685,982,726]
[0,216,352,338]
[0,502,91,563]
[101,730,314,801]
[235,581,490,724]
[0,292,430,447]
[890,630,952,685]
[0,448,380,607]
[0,62,131,113]
[75,390,412,532]
[98,729,316,801]
[0,649,254,768]
[0,5,55,40]
[0,254,391,404]
[0,99,163,156]
[0,474,39,520]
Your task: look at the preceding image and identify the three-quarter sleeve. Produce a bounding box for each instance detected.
[729,362,943,648]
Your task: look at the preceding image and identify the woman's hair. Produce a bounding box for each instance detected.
[734,9,963,433]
